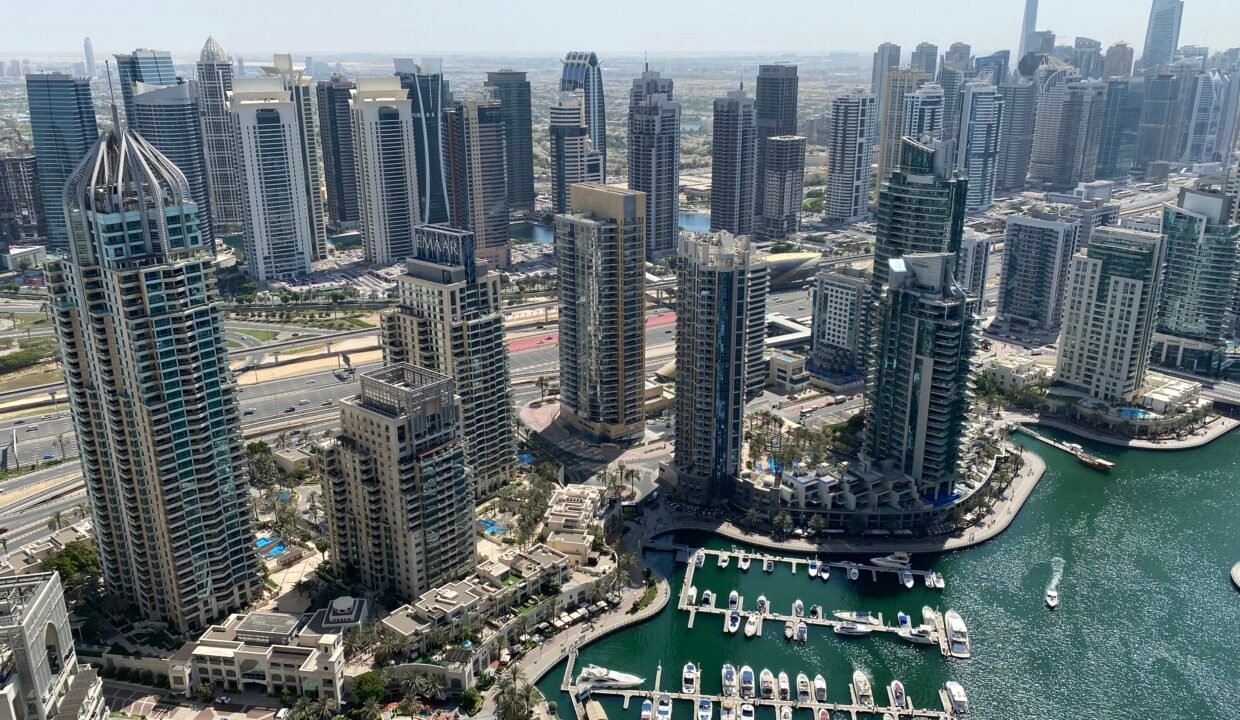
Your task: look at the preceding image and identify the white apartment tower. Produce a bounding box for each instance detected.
[351,76,420,265]
[954,82,1005,210]
[903,84,945,141]
[197,36,243,234]
[263,54,328,260]
[825,90,877,222]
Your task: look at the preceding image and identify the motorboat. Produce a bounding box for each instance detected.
[813,674,827,703]
[807,558,819,578]
[740,666,755,698]
[726,610,742,634]
[718,553,731,569]
[882,715,895,720]
[656,695,673,720]
[759,669,775,699]
[897,611,911,628]
[719,700,736,720]
[696,698,713,720]
[900,571,915,589]
[701,590,714,607]
[728,591,740,611]
[641,700,653,720]
[739,554,752,572]
[756,595,768,614]
[682,662,699,694]
[784,620,795,640]
[722,664,737,698]
[808,604,821,620]
[852,670,873,706]
[795,621,808,643]
[688,586,698,605]
[889,680,907,709]
[763,557,775,573]
[945,610,972,659]
[871,552,912,569]
[897,626,936,645]
[779,707,792,720]
[796,673,811,703]
[921,606,938,626]
[777,671,790,700]
[694,550,706,568]
[934,573,945,590]
[792,599,804,617]
[1046,589,1060,609]
[848,566,859,581]
[924,572,935,588]
[834,621,873,637]
[944,681,969,713]
[819,565,830,582]
[744,614,760,637]
[575,664,645,688]
[818,711,829,720]
[739,705,755,720]
[833,611,880,625]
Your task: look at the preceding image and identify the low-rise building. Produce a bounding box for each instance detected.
[981,353,1052,391]
[768,353,809,394]
[272,447,311,474]
[0,246,45,271]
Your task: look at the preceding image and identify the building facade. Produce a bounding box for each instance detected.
[113,49,175,123]
[755,64,799,220]
[954,82,1005,209]
[484,70,535,213]
[549,91,604,214]
[910,42,939,75]
[129,81,213,244]
[560,52,606,175]
[25,73,96,250]
[197,37,244,235]
[1029,78,1107,190]
[709,87,756,236]
[755,136,806,241]
[397,59,452,225]
[1103,42,1135,78]
[351,77,420,266]
[444,99,510,269]
[877,70,932,183]
[1141,0,1184,71]
[824,90,876,223]
[0,154,44,245]
[627,68,680,259]
[997,214,1080,331]
[871,43,901,96]
[1096,77,1144,179]
[317,76,360,233]
[996,81,1037,191]
[810,266,871,376]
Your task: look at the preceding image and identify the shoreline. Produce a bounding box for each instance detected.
[1005,411,1238,451]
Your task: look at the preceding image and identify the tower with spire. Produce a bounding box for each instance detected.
[197,36,244,234]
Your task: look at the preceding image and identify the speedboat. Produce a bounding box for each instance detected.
[756,595,768,614]
[722,664,737,697]
[694,549,705,568]
[777,671,790,700]
[701,590,714,607]
[945,610,972,659]
[809,604,822,620]
[945,681,969,713]
[740,666,755,698]
[852,670,873,706]
[779,707,792,720]
[744,614,759,637]
[792,599,804,617]
[784,620,795,640]
[871,552,912,569]
[682,662,698,694]
[897,626,936,645]
[934,573,945,589]
[795,621,808,643]
[759,669,775,699]
[739,705,755,720]
[922,606,938,626]
[833,611,879,625]
[897,611,911,628]
[1046,589,1060,609]
[813,674,827,703]
[718,553,730,569]
[889,680,907,709]
[696,698,713,720]
[807,558,819,578]
[924,572,935,588]
[834,621,873,636]
[728,591,739,610]
[763,557,775,573]
[899,570,915,589]
[819,565,830,582]
[688,586,698,605]
[720,700,736,720]
[818,711,829,720]
[796,673,811,703]
[656,695,673,720]
[641,700,653,720]
[739,554,752,572]
[575,664,645,688]
[726,610,742,634]
[848,566,859,581]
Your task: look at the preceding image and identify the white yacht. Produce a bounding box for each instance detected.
[1046,589,1060,609]
[719,700,736,720]
[575,664,645,688]
[924,572,935,588]
[796,673,811,703]
[759,669,775,699]
[784,619,795,639]
[834,621,873,637]
[744,614,759,637]
[726,610,742,634]
[739,666,755,698]
[897,626,936,645]
[819,565,830,582]
[696,698,712,720]
[871,552,912,569]
[739,705,755,720]
[945,681,969,713]
[682,663,699,694]
[756,595,768,614]
[738,554,751,572]
[847,566,860,581]
[934,573,945,589]
[889,680,907,709]
[701,590,714,608]
[795,621,808,643]
[718,553,731,569]
[641,700,653,720]
[813,674,827,703]
[728,591,739,611]
[722,664,737,697]
[852,670,873,706]
[694,550,705,568]
[833,610,880,625]
[656,695,673,720]
[779,707,792,720]
[900,570,915,589]
[763,557,775,573]
[792,599,804,617]
[807,558,819,577]
[687,586,698,605]
[777,671,790,700]
[945,610,972,659]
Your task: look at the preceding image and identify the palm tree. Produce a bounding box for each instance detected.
[423,672,446,701]
[349,698,382,720]
[55,433,67,459]
[495,666,540,720]
[743,508,761,528]
[47,510,65,531]
[73,503,88,521]
[288,697,316,720]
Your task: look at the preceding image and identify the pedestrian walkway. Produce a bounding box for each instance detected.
[1004,411,1237,450]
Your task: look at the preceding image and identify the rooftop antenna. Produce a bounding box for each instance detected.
[644,51,649,73]
[104,60,120,130]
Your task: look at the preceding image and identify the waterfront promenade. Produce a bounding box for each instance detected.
[1004,410,1238,450]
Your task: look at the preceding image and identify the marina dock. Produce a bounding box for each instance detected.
[1014,425,1114,470]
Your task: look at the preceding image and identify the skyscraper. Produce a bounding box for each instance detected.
[871,43,901,96]
[560,51,606,175]
[954,82,1005,210]
[944,42,972,70]
[1136,68,1190,170]
[710,87,757,236]
[755,64,799,219]
[351,77,419,266]
[755,135,806,241]
[975,51,1011,86]
[230,77,317,280]
[82,37,94,78]
[1072,38,1104,79]
[25,73,97,250]
[877,69,932,183]
[997,81,1037,190]
[825,90,877,222]
[673,232,767,499]
[1104,42,1135,78]
[444,98,510,268]
[1029,78,1108,190]
[903,83,945,140]
[549,91,604,214]
[863,253,975,501]
[1150,186,1239,376]
[317,76,360,233]
[484,70,535,213]
[997,214,1080,331]
[1141,0,1184,70]
[1181,69,1231,163]
[129,80,213,243]
[910,43,939,75]
[382,225,515,498]
[50,127,259,632]
[937,63,967,142]
[1097,77,1144,178]
[323,364,475,601]
[197,37,243,235]
[810,266,871,376]
[628,67,680,259]
[555,184,647,442]
[1055,226,1165,404]
[264,54,328,260]
[956,228,995,300]
[0,154,44,244]
[113,49,176,123]
[1018,0,1039,65]
[396,58,452,225]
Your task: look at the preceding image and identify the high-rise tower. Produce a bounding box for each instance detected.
[445,98,511,268]
[871,43,902,96]
[263,54,328,260]
[755,136,806,241]
[351,77,420,266]
[1103,42,1135,78]
[996,80,1037,190]
[954,82,1005,210]
[317,75,360,233]
[755,64,799,219]
[825,90,877,222]
[1029,77,1108,190]
[1141,0,1184,71]
[628,67,680,259]
[910,43,939,75]
[197,37,243,235]
[997,214,1080,331]
[710,87,757,236]
[113,49,176,123]
[129,80,214,244]
[82,37,94,78]
[1018,0,1039,65]
[561,51,606,176]
[25,73,96,250]
[549,91,604,214]
[396,58,452,225]
[484,70,535,213]
[877,69,932,183]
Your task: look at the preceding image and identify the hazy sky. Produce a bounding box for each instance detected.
[4,0,1239,58]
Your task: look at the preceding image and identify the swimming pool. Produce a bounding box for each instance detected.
[1119,408,1155,419]
[255,536,276,549]
[267,544,287,557]
[479,518,508,536]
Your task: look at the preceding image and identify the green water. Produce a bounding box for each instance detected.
[537,430,1240,720]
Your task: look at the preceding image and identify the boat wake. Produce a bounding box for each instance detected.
[1047,556,1065,593]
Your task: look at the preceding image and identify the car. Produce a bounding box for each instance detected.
[276,710,289,720]
[0,528,8,535]
[13,420,23,425]
[290,429,301,435]
[305,379,316,384]
[299,399,310,405]
[243,408,256,416]
[285,406,296,413]
[321,400,333,407]
[26,425,37,432]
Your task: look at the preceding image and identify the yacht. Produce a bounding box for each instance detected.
[719,700,736,720]
[796,673,811,703]
[694,550,706,568]
[687,586,698,605]
[834,621,873,637]
[933,573,946,590]
[575,664,645,688]
[726,610,742,634]
[924,572,935,588]
[640,700,653,720]
[847,566,860,581]
[1046,589,1060,609]
[656,695,673,720]
[744,614,759,638]
[807,558,819,578]
[944,681,969,713]
[833,611,880,625]
[889,680,907,709]
[777,671,790,700]
[818,711,830,720]
[852,670,873,706]
[784,620,795,640]
[779,706,792,720]
[696,698,713,720]
[945,610,971,658]
[900,571,915,589]
[718,553,730,569]
[921,606,938,626]
[795,621,808,643]
[728,591,739,611]
[722,664,737,697]
[813,674,827,703]
[760,669,775,699]
[792,599,804,617]
[739,705,755,720]
[882,715,896,720]
[701,590,714,608]
[756,595,768,614]
[808,604,822,620]
[871,552,912,569]
[897,626,936,645]
[682,663,699,694]
[738,555,752,572]
[763,557,775,573]
[740,666,755,699]
[819,565,830,582]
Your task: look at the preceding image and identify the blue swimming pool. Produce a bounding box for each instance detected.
[267,544,287,557]
[1119,408,1155,419]
[255,536,276,549]
[479,518,508,536]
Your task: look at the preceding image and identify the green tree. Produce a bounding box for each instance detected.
[351,670,388,704]
[743,508,761,528]
[808,513,826,536]
[772,511,794,537]
[195,681,215,703]
[349,699,382,720]
[495,666,541,720]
